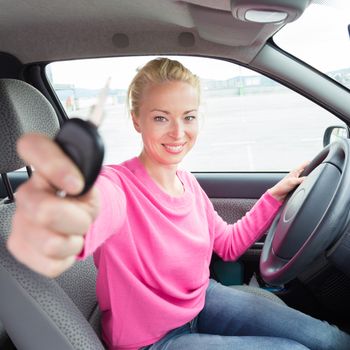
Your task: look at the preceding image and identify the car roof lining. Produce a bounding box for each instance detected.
[0,0,313,65]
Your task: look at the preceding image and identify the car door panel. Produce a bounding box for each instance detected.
[196,172,285,286]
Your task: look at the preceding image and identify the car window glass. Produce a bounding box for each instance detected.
[47,56,344,171]
[274,2,350,91]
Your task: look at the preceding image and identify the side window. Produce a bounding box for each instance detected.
[46,56,345,172]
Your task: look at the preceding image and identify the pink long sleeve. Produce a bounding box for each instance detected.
[77,170,127,260]
[76,157,282,349]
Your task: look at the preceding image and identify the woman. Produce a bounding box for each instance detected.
[8,58,350,349]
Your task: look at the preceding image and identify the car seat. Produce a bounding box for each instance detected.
[0,79,284,350]
[0,79,105,349]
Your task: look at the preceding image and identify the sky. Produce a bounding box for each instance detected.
[48,2,350,90]
[274,2,350,73]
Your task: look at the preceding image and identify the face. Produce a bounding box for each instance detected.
[132,81,199,169]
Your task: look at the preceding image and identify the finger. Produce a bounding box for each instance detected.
[16,177,99,235]
[10,213,85,259]
[25,227,85,259]
[295,161,310,174]
[7,227,77,278]
[17,133,84,195]
[288,163,308,178]
[285,176,305,190]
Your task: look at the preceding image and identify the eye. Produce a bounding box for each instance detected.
[154,116,167,122]
[185,115,196,121]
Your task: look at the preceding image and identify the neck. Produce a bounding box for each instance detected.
[138,152,183,196]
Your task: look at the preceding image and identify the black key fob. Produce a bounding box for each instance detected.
[55,118,104,196]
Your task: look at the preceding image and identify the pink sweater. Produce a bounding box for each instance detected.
[79,157,282,349]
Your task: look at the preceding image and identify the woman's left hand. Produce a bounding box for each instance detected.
[268,162,309,202]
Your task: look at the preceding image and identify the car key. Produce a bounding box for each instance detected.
[55,79,110,196]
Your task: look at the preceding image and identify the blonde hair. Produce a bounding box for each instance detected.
[127,57,200,115]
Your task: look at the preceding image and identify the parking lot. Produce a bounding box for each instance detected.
[70,91,343,172]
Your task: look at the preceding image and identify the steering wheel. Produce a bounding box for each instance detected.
[260,138,350,285]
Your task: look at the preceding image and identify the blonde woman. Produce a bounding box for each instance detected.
[8,58,350,350]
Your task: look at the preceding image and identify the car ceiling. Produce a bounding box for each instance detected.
[0,0,324,65]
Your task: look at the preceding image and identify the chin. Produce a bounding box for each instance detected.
[159,154,186,166]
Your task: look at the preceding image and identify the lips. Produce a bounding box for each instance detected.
[162,143,186,154]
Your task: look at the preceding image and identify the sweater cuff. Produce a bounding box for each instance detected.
[263,190,284,209]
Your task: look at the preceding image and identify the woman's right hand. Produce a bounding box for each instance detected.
[7,133,100,278]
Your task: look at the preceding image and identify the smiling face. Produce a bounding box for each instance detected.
[132,81,199,170]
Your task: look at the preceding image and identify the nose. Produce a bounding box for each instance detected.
[168,120,185,139]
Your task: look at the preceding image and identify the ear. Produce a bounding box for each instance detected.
[131,111,141,133]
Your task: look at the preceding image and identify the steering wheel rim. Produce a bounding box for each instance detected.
[260,138,350,285]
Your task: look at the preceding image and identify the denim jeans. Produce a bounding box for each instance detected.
[141,279,350,350]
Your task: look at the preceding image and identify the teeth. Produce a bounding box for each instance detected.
[163,144,184,152]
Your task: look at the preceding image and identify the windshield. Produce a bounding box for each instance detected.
[274,0,350,90]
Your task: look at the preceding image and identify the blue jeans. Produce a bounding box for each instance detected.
[142,279,350,349]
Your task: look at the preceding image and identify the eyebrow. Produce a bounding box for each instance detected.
[150,109,198,114]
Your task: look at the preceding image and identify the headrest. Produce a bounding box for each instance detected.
[0,79,59,173]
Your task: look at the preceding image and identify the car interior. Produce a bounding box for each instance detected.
[0,0,350,349]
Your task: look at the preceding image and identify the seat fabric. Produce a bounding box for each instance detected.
[0,79,105,349]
